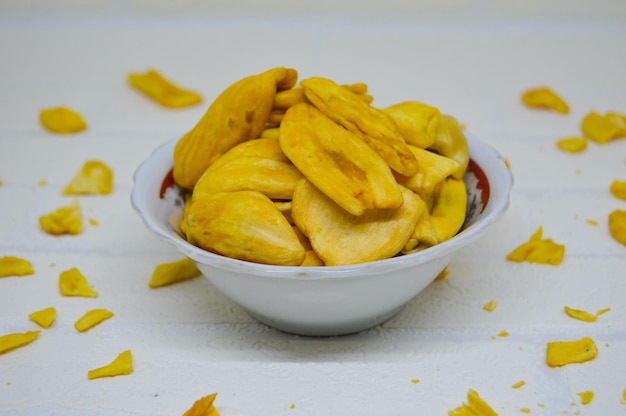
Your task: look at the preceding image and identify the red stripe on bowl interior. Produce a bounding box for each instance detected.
[468,159,490,211]
[160,168,175,199]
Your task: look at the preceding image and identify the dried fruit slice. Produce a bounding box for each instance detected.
[63,160,113,195]
[546,337,598,367]
[88,350,133,380]
[186,191,305,266]
[29,307,56,328]
[609,209,626,246]
[556,137,587,153]
[59,267,97,298]
[280,103,403,216]
[40,107,87,134]
[193,139,303,201]
[429,178,467,243]
[521,86,570,114]
[610,179,626,201]
[149,258,201,288]
[0,331,40,355]
[506,227,565,265]
[291,179,423,266]
[183,393,220,416]
[39,201,82,236]
[0,256,35,278]
[301,76,418,176]
[428,115,469,179]
[577,391,594,405]
[383,101,441,149]
[402,199,439,254]
[582,111,626,144]
[75,309,114,332]
[448,389,498,416]
[394,145,461,194]
[128,69,202,108]
[173,67,297,190]
[564,306,597,323]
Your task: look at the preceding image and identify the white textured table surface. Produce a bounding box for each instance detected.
[1,3,626,415]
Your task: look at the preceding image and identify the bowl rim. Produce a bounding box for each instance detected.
[131,133,513,279]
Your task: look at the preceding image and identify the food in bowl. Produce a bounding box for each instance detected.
[131,68,513,335]
[168,67,475,267]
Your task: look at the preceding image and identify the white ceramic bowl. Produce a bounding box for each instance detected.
[131,134,512,336]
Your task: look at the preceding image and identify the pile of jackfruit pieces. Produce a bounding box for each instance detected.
[173,67,470,266]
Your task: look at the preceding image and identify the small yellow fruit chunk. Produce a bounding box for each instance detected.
[59,267,97,298]
[483,300,497,312]
[0,256,35,278]
[75,309,114,332]
[0,331,40,354]
[506,227,565,266]
[39,201,82,236]
[610,179,626,201]
[87,350,133,380]
[40,106,87,134]
[521,87,570,114]
[609,210,626,246]
[63,160,113,195]
[577,391,594,405]
[546,337,598,367]
[183,393,221,416]
[556,137,587,153]
[564,306,598,322]
[448,389,498,416]
[128,69,202,108]
[581,111,626,144]
[512,380,526,389]
[434,267,448,281]
[149,258,201,288]
[29,307,56,328]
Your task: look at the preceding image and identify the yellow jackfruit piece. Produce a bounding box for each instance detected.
[173,67,297,190]
[556,137,587,153]
[58,267,97,298]
[429,178,468,243]
[128,69,202,108]
[521,87,569,114]
[280,102,403,216]
[564,306,597,323]
[292,179,423,266]
[609,210,626,246]
[0,331,40,355]
[301,76,418,176]
[506,227,565,266]
[39,201,82,236]
[63,160,113,195]
[29,307,56,329]
[428,115,470,179]
[149,258,201,288]
[75,309,114,332]
[448,389,498,416]
[610,179,626,201]
[581,111,626,144]
[0,256,35,278]
[394,145,461,194]
[546,337,598,367]
[40,107,87,134]
[193,138,303,201]
[88,350,133,380]
[186,191,305,266]
[183,393,221,416]
[383,101,441,149]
